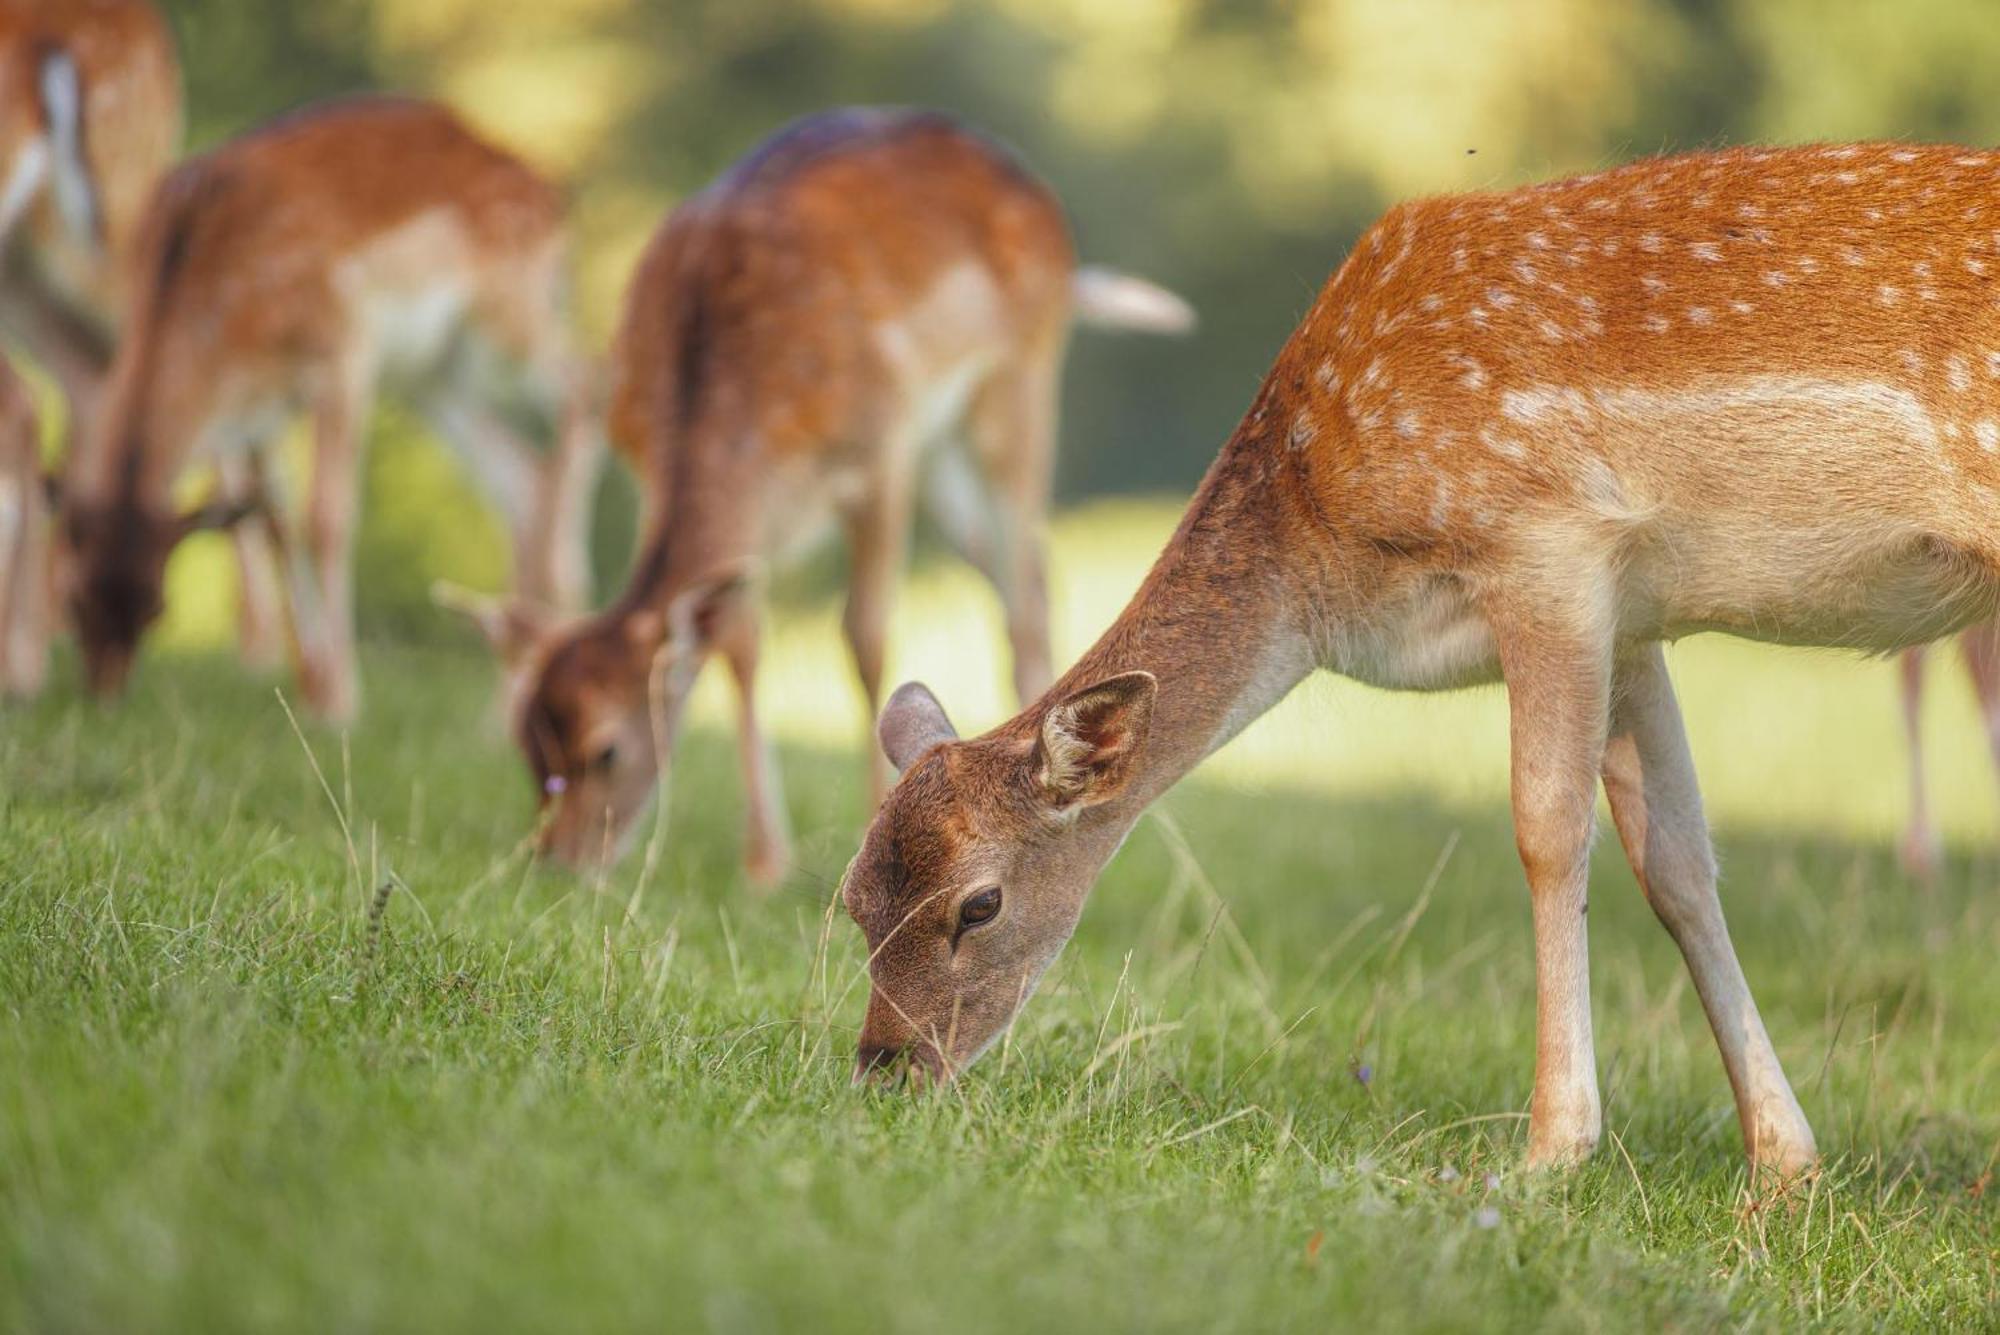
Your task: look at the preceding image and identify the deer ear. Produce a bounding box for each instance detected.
[665,560,758,652]
[1035,671,1157,808]
[431,580,553,668]
[878,681,958,772]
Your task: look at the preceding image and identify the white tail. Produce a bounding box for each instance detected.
[1071,265,1196,334]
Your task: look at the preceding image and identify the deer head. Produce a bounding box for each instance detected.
[495,566,753,867]
[842,671,1156,1083]
[63,492,260,696]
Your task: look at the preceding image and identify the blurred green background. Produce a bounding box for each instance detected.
[145,0,2000,640]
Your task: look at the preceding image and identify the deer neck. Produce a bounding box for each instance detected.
[614,424,761,621]
[1032,425,1316,822]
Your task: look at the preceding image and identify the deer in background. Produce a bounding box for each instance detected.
[61,95,601,718]
[843,141,2000,1177]
[1897,630,2000,876]
[0,0,180,693]
[449,109,1192,880]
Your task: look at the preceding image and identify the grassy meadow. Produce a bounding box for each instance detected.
[3,500,1998,1331]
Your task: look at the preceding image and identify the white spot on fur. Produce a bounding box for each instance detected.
[1686,306,1714,325]
[1979,421,2000,453]
[1948,355,1973,391]
[1639,232,1664,253]
[1689,241,1723,262]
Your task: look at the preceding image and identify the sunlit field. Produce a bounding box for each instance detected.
[5,500,1998,1330]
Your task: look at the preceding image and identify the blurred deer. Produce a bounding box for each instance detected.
[449,109,1192,880]
[0,0,179,693]
[841,141,2000,1178]
[61,95,600,718]
[0,355,45,695]
[0,0,180,414]
[1897,628,2000,876]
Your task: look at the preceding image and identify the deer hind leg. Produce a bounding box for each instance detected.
[961,353,1059,704]
[1494,604,1611,1169]
[1956,619,2000,807]
[715,601,790,887]
[0,441,49,699]
[418,378,559,609]
[293,360,373,722]
[842,453,918,809]
[212,452,287,671]
[1602,642,1817,1177]
[1898,647,1941,879]
[523,354,601,614]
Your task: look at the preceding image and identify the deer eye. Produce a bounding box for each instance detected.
[589,743,618,773]
[958,887,1002,932]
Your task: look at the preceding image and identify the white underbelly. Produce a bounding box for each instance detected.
[1324,575,1502,690]
[364,282,472,377]
[1637,521,1999,651]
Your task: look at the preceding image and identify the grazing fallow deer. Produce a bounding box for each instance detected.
[463,109,1191,879]
[0,356,46,696]
[844,141,2000,1176]
[1896,630,2000,877]
[60,95,600,717]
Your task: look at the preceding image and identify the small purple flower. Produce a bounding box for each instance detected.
[1352,1062,1373,1087]
[1483,1173,1501,1192]
[1474,1206,1501,1230]
[544,775,568,796]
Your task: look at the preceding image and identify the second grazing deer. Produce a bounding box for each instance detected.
[60,95,600,718]
[842,141,2000,1176]
[452,109,1192,879]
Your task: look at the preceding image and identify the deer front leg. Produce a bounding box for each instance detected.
[716,604,791,886]
[214,452,286,671]
[1495,612,1610,1169]
[965,359,1058,703]
[526,363,602,613]
[296,368,370,722]
[842,462,916,808]
[1602,643,1817,1176]
[1898,647,1940,879]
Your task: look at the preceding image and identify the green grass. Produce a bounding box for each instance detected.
[4,501,1998,1331]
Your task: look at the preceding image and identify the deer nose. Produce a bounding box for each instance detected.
[853,1039,909,1085]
